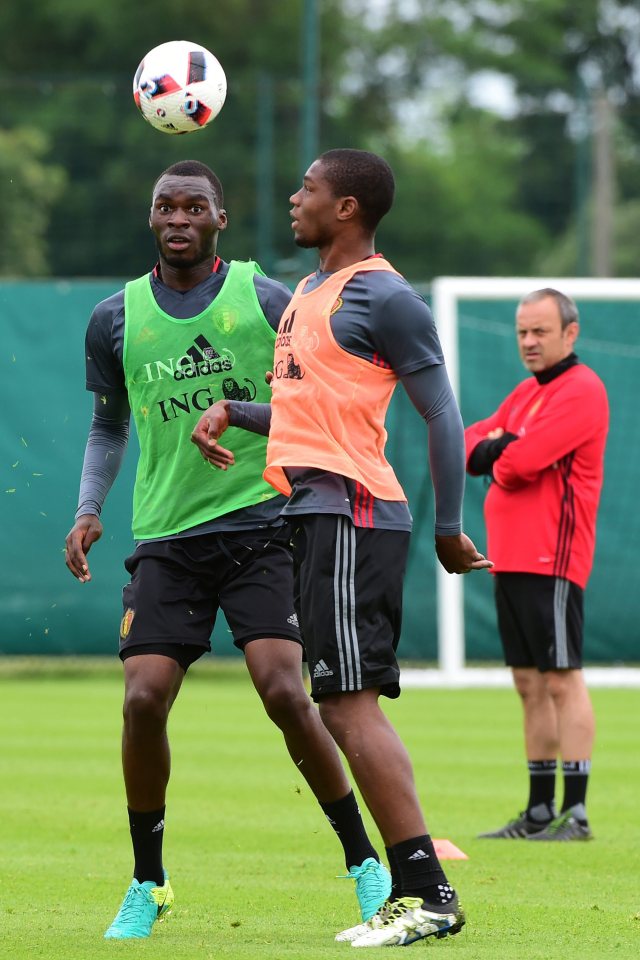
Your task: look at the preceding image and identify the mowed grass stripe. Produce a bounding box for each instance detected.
[1,661,638,958]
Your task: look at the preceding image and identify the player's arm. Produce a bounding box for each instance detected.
[401,365,492,574]
[65,391,130,582]
[190,400,272,468]
[366,283,490,574]
[492,378,607,490]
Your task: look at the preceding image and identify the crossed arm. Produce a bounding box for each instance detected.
[465,378,605,489]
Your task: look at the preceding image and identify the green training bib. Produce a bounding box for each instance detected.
[123,260,278,539]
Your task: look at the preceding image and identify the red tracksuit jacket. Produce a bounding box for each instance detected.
[465,362,608,589]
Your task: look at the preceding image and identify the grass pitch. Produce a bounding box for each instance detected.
[1,658,638,959]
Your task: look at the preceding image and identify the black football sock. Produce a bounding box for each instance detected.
[391,835,455,909]
[319,791,379,870]
[128,806,166,886]
[526,760,557,819]
[385,845,400,901]
[561,760,591,819]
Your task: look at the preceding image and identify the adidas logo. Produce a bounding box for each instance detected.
[151,819,165,833]
[141,333,235,384]
[174,334,234,381]
[287,612,299,627]
[408,848,429,860]
[313,659,334,679]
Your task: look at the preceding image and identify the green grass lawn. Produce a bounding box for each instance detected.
[1,659,638,958]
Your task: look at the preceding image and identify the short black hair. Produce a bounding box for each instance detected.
[154,160,224,207]
[317,149,395,231]
[520,288,579,329]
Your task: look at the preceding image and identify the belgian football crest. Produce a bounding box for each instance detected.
[120,608,135,639]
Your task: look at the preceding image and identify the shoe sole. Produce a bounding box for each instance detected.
[528,834,593,842]
[477,834,536,839]
[478,827,548,839]
[435,914,466,939]
[401,912,466,946]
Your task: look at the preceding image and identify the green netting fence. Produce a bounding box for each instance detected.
[458,297,640,665]
[1,282,638,662]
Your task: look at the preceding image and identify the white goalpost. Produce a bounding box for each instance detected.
[401,276,640,689]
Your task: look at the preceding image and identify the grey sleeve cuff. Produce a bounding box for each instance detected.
[228,401,272,437]
[429,411,465,537]
[400,365,465,535]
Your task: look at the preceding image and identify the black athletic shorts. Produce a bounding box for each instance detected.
[494,572,584,671]
[118,526,301,670]
[290,514,410,702]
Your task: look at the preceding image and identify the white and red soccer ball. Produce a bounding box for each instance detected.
[133,41,226,135]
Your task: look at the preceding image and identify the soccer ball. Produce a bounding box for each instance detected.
[133,40,226,135]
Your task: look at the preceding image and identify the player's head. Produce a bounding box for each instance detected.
[153,160,224,208]
[150,160,227,270]
[318,150,395,230]
[515,288,579,373]
[289,149,394,249]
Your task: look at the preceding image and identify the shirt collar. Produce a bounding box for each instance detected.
[152,256,221,280]
[534,352,579,385]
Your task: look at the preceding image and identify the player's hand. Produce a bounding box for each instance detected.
[190,400,235,470]
[486,427,504,440]
[65,514,103,582]
[265,370,274,386]
[435,532,493,575]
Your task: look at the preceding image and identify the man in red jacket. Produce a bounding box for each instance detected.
[465,288,608,841]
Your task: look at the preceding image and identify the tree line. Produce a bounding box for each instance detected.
[0,0,638,281]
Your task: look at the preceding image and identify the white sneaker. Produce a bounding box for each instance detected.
[335,902,391,942]
[351,896,464,948]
